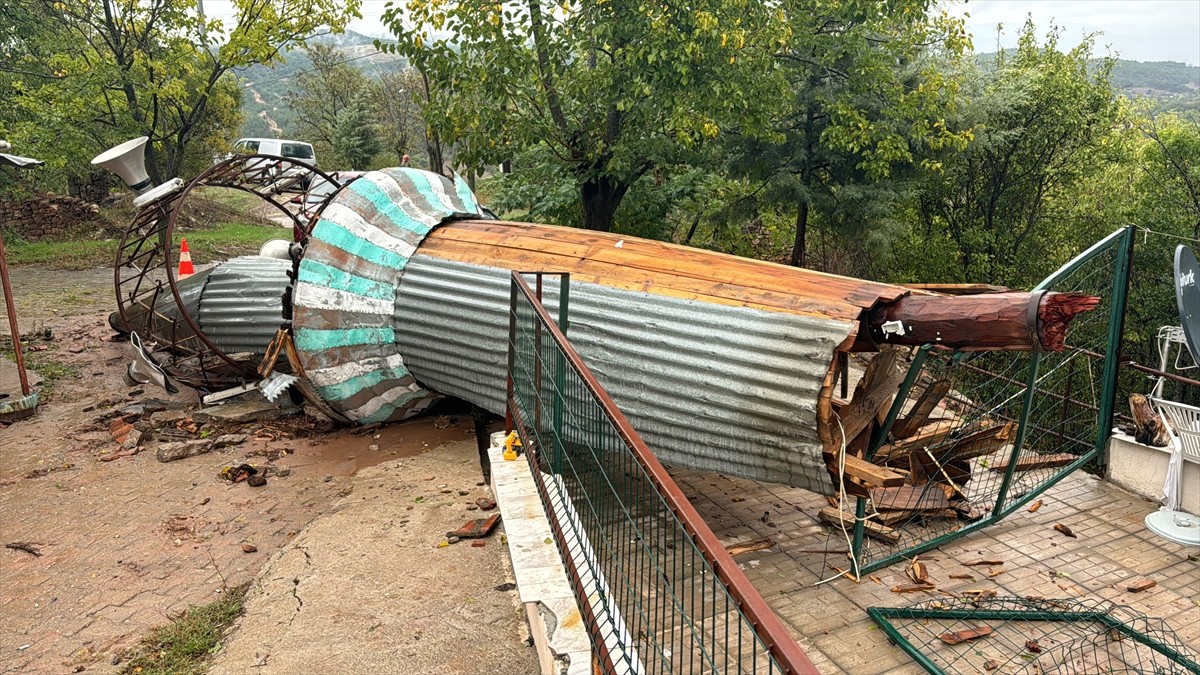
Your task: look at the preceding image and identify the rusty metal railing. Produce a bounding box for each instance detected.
[506,271,817,674]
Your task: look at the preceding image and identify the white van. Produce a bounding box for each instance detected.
[229,138,317,187]
[231,138,317,168]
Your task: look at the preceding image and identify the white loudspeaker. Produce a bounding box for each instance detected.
[91,137,152,193]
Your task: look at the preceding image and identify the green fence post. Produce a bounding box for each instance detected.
[995,352,1042,513]
[552,275,570,475]
[1093,226,1134,472]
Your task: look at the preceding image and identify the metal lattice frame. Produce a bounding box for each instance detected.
[506,271,817,674]
[113,155,343,389]
[869,596,1200,674]
[849,227,1135,574]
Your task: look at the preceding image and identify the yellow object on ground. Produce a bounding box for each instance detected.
[503,431,521,461]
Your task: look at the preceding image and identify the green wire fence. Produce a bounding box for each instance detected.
[850,226,1135,574]
[506,271,817,674]
[869,596,1200,674]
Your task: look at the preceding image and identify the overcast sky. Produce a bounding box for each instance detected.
[201,0,1200,66]
[957,0,1200,64]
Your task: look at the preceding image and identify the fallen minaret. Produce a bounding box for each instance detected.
[102,155,1097,496]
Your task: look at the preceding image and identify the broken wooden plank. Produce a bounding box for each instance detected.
[908,560,930,584]
[726,537,775,557]
[891,583,936,593]
[938,626,993,645]
[901,283,1011,295]
[837,347,910,451]
[873,420,957,465]
[840,453,906,488]
[893,379,951,439]
[939,422,1017,462]
[818,507,900,543]
[948,573,974,580]
[988,453,1078,473]
[872,484,951,512]
[1053,523,1077,539]
[962,558,1004,567]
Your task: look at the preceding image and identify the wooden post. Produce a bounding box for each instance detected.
[867,291,1099,352]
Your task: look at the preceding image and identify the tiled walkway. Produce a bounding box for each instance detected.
[671,468,1200,674]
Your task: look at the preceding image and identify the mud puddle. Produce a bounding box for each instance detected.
[284,412,476,478]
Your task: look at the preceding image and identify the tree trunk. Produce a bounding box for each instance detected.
[580,176,627,232]
[789,200,808,267]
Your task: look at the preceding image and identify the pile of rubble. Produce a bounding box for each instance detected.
[84,388,327,487]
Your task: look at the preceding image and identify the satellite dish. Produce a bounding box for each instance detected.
[1176,245,1200,363]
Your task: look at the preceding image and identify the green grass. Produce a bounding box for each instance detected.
[119,583,249,675]
[4,223,286,270]
[191,186,262,212]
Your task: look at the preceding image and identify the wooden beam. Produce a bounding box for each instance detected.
[840,453,906,488]
[726,537,776,557]
[871,485,951,512]
[892,379,951,438]
[938,422,1017,463]
[837,346,909,448]
[988,453,1078,473]
[901,283,1011,295]
[868,291,1100,352]
[873,420,957,464]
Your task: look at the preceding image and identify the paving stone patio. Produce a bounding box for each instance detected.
[670,467,1200,674]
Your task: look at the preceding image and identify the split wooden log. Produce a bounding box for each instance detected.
[868,291,1100,352]
[1129,394,1171,447]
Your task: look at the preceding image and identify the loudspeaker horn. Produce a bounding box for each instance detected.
[91,136,152,193]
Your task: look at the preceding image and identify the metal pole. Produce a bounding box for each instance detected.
[0,231,30,396]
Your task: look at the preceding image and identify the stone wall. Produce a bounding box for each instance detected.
[0,193,104,241]
[67,172,112,203]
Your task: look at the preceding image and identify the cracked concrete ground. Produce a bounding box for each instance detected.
[210,438,540,674]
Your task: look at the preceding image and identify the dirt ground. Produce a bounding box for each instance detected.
[0,265,531,674]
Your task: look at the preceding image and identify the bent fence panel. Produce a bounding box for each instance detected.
[852,227,1134,574]
[506,271,816,675]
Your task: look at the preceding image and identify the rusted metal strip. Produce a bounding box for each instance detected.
[509,272,819,675]
[0,231,30,396]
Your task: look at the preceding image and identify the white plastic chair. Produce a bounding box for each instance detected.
[1155,398,1200,464]
[1145,398,1200,547]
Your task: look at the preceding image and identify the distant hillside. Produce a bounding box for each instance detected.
[977,52,1198,102]
[234,30,407,138]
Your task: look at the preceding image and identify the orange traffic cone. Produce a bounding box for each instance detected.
[178,238,194,279]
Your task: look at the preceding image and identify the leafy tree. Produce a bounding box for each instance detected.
[383,0,790,231]
[722,0,972,269]
[1,0,359,185]
[371,70,428,167]
[914,22,1121,285]
[286,44,374,161]
[331,93,383,170]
